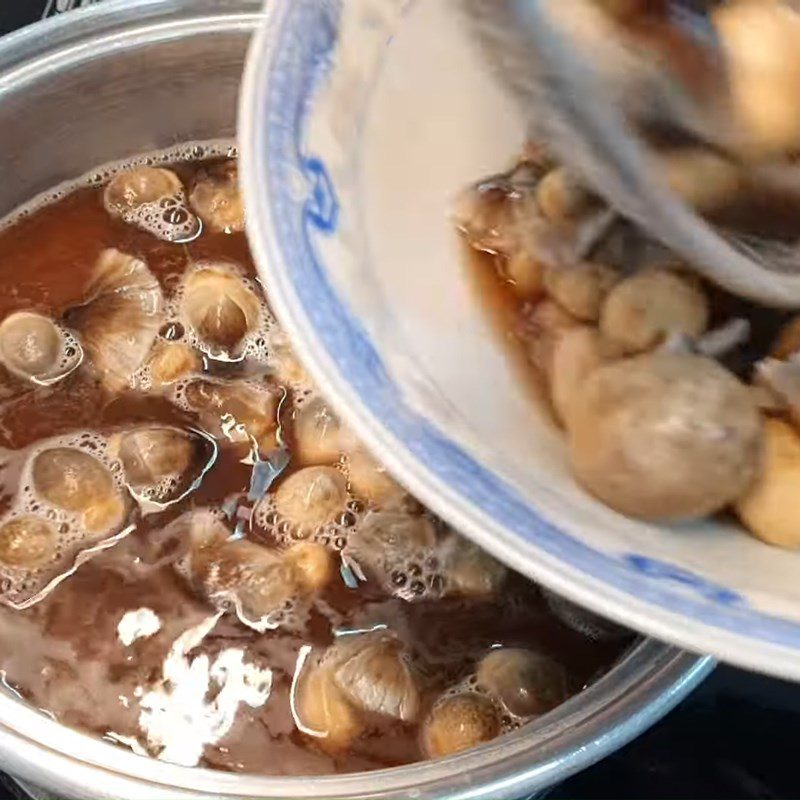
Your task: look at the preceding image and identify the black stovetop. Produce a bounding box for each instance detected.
[1,3,798,798]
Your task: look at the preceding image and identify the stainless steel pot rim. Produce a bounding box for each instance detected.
[0,642,711,798]
[0,2,712,797]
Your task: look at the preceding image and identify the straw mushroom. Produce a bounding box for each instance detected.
[543,262,620,322]
[735,418,800,549]
[476,648,568,717]
[0,516,57,568]
[422,693,500,758]
[549,326,609,427]
[273,467,348,536]
[568,352,763,520]
[599,268,709,354]
[327,633,420,722]
[714,0,800,157]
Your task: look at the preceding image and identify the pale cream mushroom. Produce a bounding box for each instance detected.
[549,326,609,428]
[422,693,500,758]
[273,466,348,536]
[543,262,620,322]
[326,632,420,722]
[599,268,709,354]
[103,167,200,242]
[31,448,126,533]
[536,167,594,225]
[525,299,583,378]
[189,160,244,234]
[0,516,57,568]
[476,648,568,717]
[735,418,800,549]
[568,353,763,520]
[714,0,800,157]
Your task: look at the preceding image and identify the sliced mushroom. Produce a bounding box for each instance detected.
[67,248,164,392]
[0,312,82,386]
[568,353,763,520]
[180,262,261,358]
[422,693,500,758]
[31,447,126,533]
[476,648,567,717]
[273,467,348,536]
[189,160,244,234]
[755,357,800,429]
[103,166,200,242]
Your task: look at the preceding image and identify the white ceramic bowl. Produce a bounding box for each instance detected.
[240,0,800,680]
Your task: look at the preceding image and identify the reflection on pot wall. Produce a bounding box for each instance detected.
[42,0,103,19]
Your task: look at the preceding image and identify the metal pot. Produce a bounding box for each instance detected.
[0,2,712,798]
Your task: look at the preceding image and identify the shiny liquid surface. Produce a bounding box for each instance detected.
[0,156,629,775]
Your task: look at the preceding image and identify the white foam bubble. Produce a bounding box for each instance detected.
[0,139,237,233]
[0,430,131,606]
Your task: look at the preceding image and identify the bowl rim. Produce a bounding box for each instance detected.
[0,1,710,798]
[238,0,800,681]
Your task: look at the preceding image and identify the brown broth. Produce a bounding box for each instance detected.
[0,156,630,776]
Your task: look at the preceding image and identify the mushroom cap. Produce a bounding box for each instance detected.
[273,466,348,535]
[31,447,125,533]
[599,268,709,354]
[735,418,800,549]
[189,160,245,233]
[476,648,567,717]
[0,516,57,568]
[568,352,763,520]
[422,693,500,758]
[327,633,420,722]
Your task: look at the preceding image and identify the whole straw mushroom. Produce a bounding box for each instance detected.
[568,352,763,520]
